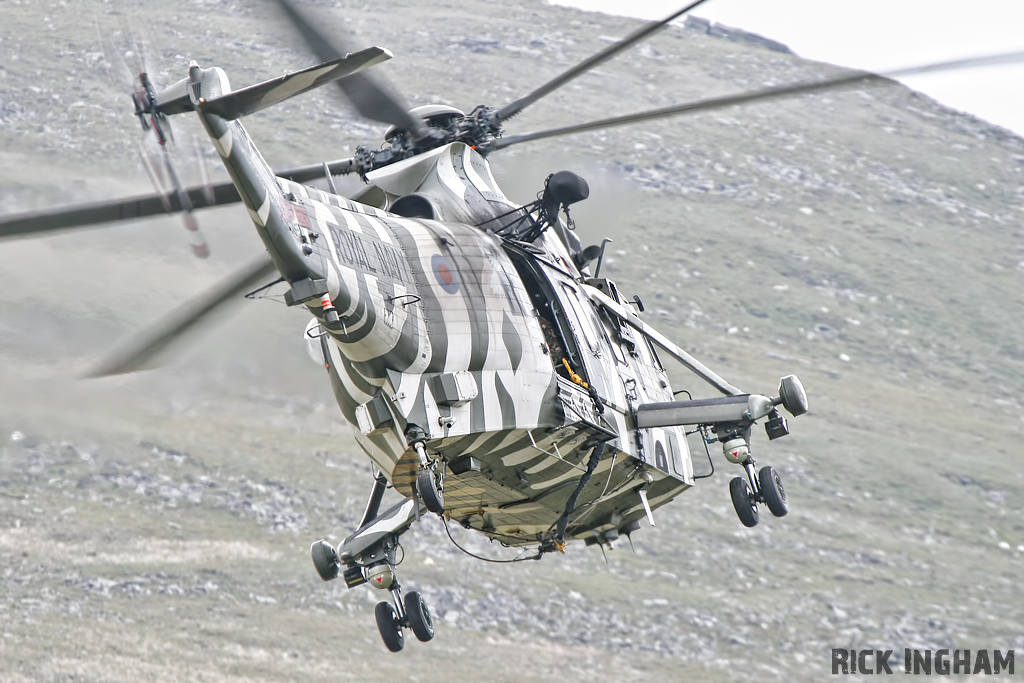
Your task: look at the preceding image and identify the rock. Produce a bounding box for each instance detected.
[458,39,500,53]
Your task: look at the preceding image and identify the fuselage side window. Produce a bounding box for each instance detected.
[560,283,601,356]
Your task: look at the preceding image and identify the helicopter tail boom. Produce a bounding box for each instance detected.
[189,65,312,282]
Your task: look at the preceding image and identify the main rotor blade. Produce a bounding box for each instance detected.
[493,49,1024,150]
[271,0,425,137]
[85,252,279,378]
[0,158,355,239]
[495,0,711,122]
[0,181,242,239]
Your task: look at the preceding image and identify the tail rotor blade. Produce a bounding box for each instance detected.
[158,143,211,258]
[131,58,212,259]
[138,140,173,212]
[180,211,211,259]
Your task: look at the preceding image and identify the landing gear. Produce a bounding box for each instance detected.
[416,469,444,515]
[367,573,436,651]
[309,467,439,653]
[409,429,444,515]
[719,431,789,528]
[729,476,759,528]
[375,601,405,653]
[404,590,435,642]
[310,539,340,581]
[758,465,788,517]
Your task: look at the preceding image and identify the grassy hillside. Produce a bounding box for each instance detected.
[1,1,1022,680]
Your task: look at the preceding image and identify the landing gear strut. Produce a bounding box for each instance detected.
[409,427,444,515]
[720,431,789,527]
[368,565,435,652]
[309,467,437,653]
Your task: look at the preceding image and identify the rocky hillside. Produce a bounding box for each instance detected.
[1,1,1022,681]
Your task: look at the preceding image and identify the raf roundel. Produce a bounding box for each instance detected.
[431,254,459,295]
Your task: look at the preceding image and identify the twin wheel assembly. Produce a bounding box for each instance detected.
[310,442,447,654]
[374,463,442,651]
[729,464,788,528]
[719,427,791,528]
[709,375,806,528]
[311,508,440,654]
[373,586,435,653]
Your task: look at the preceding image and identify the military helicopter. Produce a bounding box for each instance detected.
[3,0,1018,654]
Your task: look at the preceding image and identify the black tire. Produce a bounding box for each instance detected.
[759,466,789,517]
[404,591,435,642]
[310,539,339,581]
[417,469,444,514]
[729,476,759,528]
[375,601,405,653]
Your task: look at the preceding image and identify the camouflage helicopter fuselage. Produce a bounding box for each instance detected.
[193,64,696,547]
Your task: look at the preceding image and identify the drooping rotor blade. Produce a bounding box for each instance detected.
[85,252,279,378]
[494,0,711,122]
[0,181,241,239]
[492,49,1024,150]
[0,158,355,239]
[271,0,426,138]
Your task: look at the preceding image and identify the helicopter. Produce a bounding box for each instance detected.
[3,0,1016,654]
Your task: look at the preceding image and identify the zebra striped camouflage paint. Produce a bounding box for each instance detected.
[195,66,696,545]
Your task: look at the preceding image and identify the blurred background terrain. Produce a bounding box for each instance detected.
[0,0,1022,680]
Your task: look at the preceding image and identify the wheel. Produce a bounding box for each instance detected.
[404,590,435,642]
[375,601,405,653]
[310,539,339,581]
[759,466,789,517]
[729,476,759,528]
[417,469,444,514]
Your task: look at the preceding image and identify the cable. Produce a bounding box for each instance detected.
[554,443,605,541]
[441,517,542,564]
[567,451,618,529]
